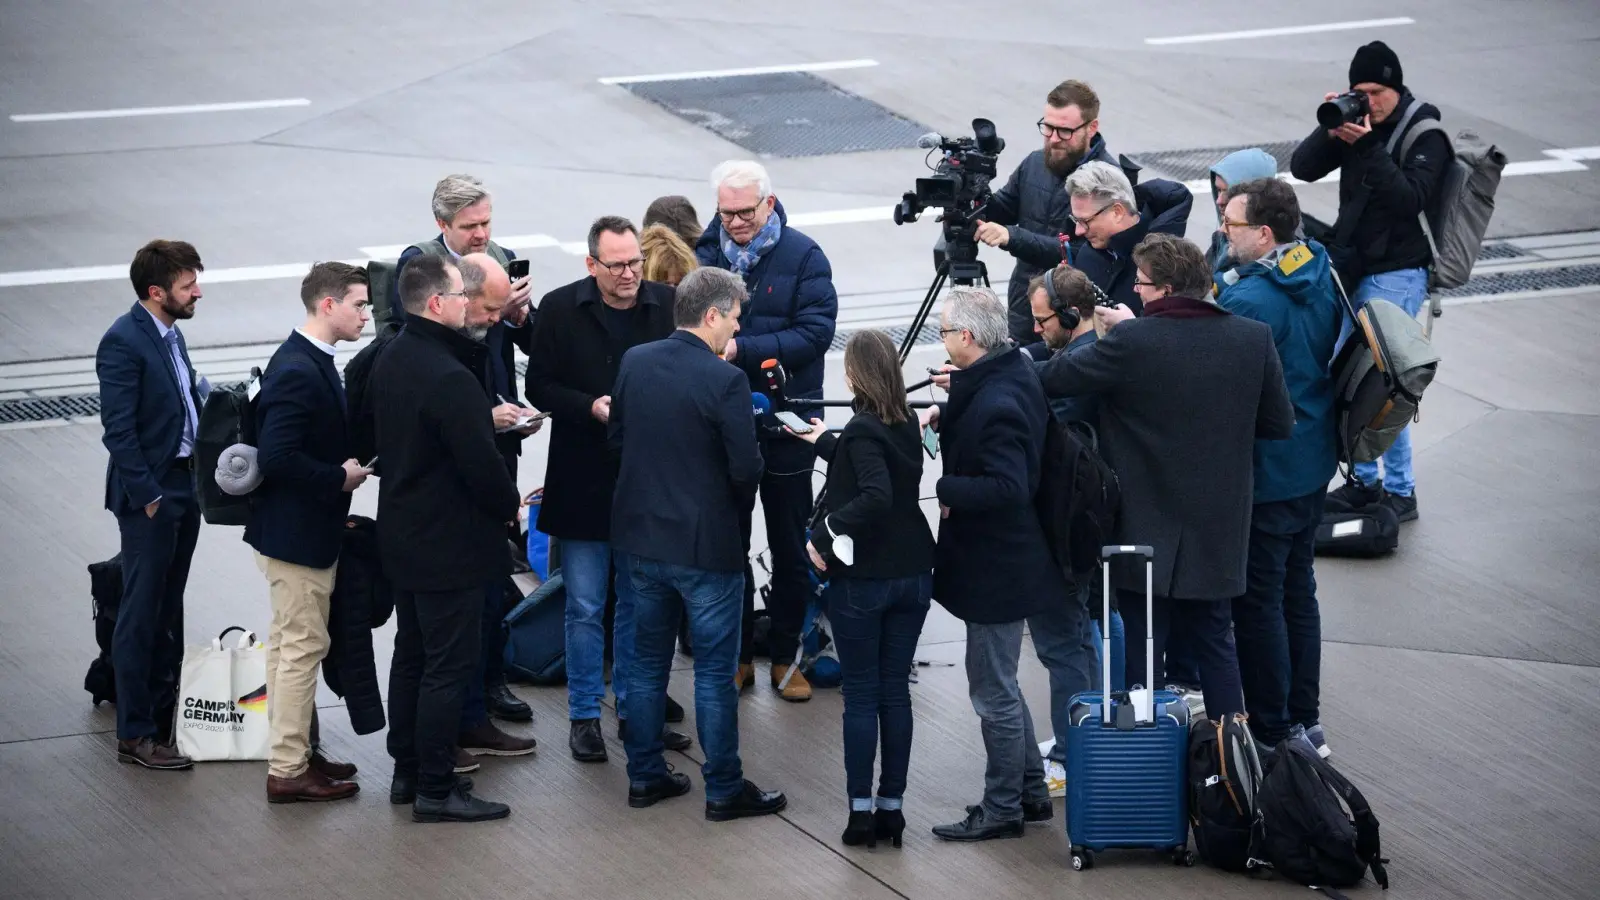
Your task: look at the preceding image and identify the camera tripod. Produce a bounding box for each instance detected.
[897,257,990,363]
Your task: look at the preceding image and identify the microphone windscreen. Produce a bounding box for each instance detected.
[750,392,772,415]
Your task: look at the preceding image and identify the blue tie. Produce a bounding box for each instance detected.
[165,330,198,444]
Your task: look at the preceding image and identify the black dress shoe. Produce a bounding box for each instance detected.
[932,805,1024,842]
[617,718,694,752]
[412,785,510,823]
[116,737,192,771]
[664,694,685,724]
[390,772,474,805]
[628,771,693,808]
[487,681,534,723]
[308,747,358,781]
[1023,798,1054,823]
[706,779,787,822]
[570,718,607,762]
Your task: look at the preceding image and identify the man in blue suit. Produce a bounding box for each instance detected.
[95,240,209,770]
[245,262,374,803]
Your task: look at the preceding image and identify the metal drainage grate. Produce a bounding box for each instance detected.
[0,392,103,425]
[829,323,942,353]
[1131,140,1303,182]
[1475,243,1531,261]
[1438,263,1600,298]
[620,71,933,158]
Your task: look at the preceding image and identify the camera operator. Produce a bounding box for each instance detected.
[972,81,1118,346]
[1290,41,1448,523]
[695,160,839,703]
[1064,161,1193,315]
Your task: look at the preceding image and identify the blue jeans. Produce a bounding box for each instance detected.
[1089,609,1126,694]
[826,573,932,805]
[1346,267,1429,496]
[1232,491,1325,745]
[459,581,507,730]
[1031,584,1096,764]
[564,540,636,721]
[621,554,744,801]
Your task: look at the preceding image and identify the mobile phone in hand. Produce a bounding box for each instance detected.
[507,259,530,280]
[774,410,812,434]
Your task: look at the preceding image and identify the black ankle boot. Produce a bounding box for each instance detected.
[874,808,906,848]
[842,810,876,848]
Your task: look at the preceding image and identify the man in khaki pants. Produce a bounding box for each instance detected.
[244,262,374,803]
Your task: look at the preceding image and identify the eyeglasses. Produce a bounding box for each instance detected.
[594,257,645,276]
[717,201,767,223]
[1038,119,1092,140]
[438,291,467,299]
[1133,278,1159,288]
[1071,203,1116,229]
[1221,217,1257,230]
[1032,312,1059,327]
[938,327,965,337]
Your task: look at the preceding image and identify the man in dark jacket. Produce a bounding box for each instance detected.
[1291,41,1448,524]
[610,266,788,822]
[973,80,1120,345]
[1064,161,1194,315]
[695,159,838,702]
[1215,179,1341,757]
[921,286,1077,843]
[371,254,521,824]
[1040,234,1294,721]
[245,262,372,804]
[524,216,689,762]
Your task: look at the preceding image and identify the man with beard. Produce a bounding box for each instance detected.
[975,80,1120,346]
[96,239,209,770]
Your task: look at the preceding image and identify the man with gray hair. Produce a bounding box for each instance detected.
[1064,160,1193,315]
[919,286,1075,842]
[608,266,787,821]
[695,159,838,703]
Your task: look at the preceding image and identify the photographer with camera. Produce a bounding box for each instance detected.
[968,81,1118,346]
[1290,41,1448,523]
[1064,161,1193,315]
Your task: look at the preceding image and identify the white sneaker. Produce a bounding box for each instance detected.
[1305,724,1332,759]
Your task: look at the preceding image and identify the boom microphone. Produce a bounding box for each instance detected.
[916,132,945,150]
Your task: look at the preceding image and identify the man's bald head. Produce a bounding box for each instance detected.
[459,252,512,340]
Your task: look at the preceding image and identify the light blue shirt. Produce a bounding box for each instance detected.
[152,315,199,459]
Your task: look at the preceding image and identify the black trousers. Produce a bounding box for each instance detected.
[387,587,482,799]
[740,437,816,665]
[112,468,200,742]
[1119,591,1244,720]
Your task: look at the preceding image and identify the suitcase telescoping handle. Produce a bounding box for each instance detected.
[1100,545,1154,725]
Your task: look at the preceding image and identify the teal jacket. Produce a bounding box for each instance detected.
[1215,240,1341,504]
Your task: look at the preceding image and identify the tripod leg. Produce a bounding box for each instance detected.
[899,264,948,363]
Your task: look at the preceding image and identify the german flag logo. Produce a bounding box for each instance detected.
[237,685,268,714]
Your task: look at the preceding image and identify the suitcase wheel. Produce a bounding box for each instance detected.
[1172,848,1195,867]
[1071,848,1095,871]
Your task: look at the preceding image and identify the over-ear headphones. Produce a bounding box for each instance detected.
[1042,266,1082,330]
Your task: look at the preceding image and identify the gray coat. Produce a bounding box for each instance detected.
[1038,299,1294,600]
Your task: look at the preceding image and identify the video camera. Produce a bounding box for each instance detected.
[894,118,1006,284]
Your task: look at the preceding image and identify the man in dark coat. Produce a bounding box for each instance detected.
[921,286,1077,843]
[1039,234,1294,721]
[245,261,372,804]
[524,216,689,762]
[695,159,838,702]
[974,79,1121,345]
[1064,161,1194,315]
[609,266,787,822]
[371,254,521,824]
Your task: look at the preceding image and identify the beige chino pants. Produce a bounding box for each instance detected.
[254,552,337,779]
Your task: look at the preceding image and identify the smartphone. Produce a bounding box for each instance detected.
[507,258,530,280]
[774,410,812,434]
[921,424,939,459]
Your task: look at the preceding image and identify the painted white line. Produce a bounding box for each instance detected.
[1545,147,1600,162]
[0,265,127,288]
[787,207,896,227]
[1504,158,1588,176]
[1146,18,1414,46]
[599,59,877,85]
[358,234,562,260]
[9,98,311,123]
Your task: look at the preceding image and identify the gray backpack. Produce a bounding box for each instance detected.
[1388,103,1509,295]
[1329,271,1440,465]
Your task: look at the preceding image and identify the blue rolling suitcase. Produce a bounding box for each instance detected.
[1065,545,1193,871]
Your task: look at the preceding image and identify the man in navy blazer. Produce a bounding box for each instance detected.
[609,266,787,822]
[244,262,373,803]
[95,240,209,771]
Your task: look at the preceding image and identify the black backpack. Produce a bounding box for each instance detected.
[193,367,262,526]
[1188,713,1265,871]
[84,555,123,706]
[1250,740,1390,894]
[1315,505,1400,558]
[1036,418,1120,580]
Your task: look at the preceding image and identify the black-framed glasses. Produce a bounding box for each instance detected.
[595,257,645,276]
[1071,203,1116,229]
[1032,312,1059,327]
[717,202,766,223]
[1133,278,1159,288]
[1038,118,1091,140]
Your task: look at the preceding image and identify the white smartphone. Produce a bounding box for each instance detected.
[774,410,812,434]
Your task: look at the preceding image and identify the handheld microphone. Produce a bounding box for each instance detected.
[760,359,788,409]
[750,392,772,416]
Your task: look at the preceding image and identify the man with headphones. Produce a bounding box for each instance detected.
[1025,265,1103,424]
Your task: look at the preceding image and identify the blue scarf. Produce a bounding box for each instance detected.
[720,209,783,278]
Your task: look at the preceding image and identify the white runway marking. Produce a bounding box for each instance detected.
[598,59,877,85]
[1145,18,1414,46]
[9,98,311,123]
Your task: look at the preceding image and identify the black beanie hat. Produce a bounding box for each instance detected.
[1349,40,1404,90]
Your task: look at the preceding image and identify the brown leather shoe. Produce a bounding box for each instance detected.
[770,664,812,702]
[459,722,537,757]
[116,737,193,770]
[453,746,481,774]
[267,767,360,804]
[309,747,358,780]
[735,663,756,691]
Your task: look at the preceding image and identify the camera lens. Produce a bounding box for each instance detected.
[1317,92,1368,130]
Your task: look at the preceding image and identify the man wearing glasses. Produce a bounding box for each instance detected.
[972,81,1121,346]
[525,216,691,762]
[1063,161,1193,315]
[695,160,839,704]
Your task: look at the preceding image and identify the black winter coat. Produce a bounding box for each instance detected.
[811,410,935,579]
[524,277,676,541]
[370,317,521,592]
[1066,178,1195,316]
[1290,93,1451,280]
[323,515,386,735]
[931,348,1069,623]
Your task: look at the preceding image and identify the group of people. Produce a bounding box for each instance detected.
[95,40,1444,846]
